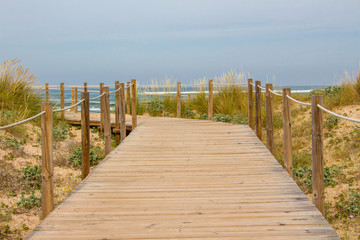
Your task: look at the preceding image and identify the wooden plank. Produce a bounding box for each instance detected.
[27,117,339,240]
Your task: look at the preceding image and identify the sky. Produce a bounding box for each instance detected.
[1,0,360,86]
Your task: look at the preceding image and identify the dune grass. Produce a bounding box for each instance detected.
[0,60,42,132]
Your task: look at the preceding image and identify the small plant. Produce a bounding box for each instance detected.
[16,191,41,209]
[324,115,340,130]
[53,121,70,141]
[198,113,208,120]
[214,113,231,123]
[145,99,163,116]
[70,146,103,168]
[22,165,42,190]
[335,189,360,218]
[232,114,247,124]
[185,109,196,119]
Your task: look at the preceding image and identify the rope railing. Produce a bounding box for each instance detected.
[317,104,360,123]
[0,111,45,130]
[268,88,282,97]
[286,95,312,106]
[53,99,85,113]
[89,92,106,101]
[108,86,122,94]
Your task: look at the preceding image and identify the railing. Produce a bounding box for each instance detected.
[0,79,138,219]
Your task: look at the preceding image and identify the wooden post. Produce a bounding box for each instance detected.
[41,102,54,218]
[100,83,104,132]
[177,82,181,118]
[187,93,191,107]
[127,82,131,114]
[248,79,253,129]
[120,83,126,141]
[71,88,75,112]
[312,95,324,215]
[266,84,274,154]
[115,81,120,144]
[131,79,137,128]
[103,87,111,155]
[84,82,88,92]
[81,92,90,180]
[208,79,213,120]
[60,83,65,120]
[45,83,49,102]
[74,87,78,113]
[255,81,262,139]
[283,88,293,177]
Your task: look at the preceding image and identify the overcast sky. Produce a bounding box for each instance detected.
[1,0,359,86]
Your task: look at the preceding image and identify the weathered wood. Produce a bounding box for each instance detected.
[45,83,49,102]
[84,82,88,92]
[255,80,262,139]
[127,82,131,114]
[103,87,111,155]
[120,83,126,142]
[28,117,339,240]
[41,102,54,218]
[81,92,90,180]
[248,79,254,129]
[282,88,293,177]
[266,84,274,154]
[177,82,181,118]
[74,87,78,113]
[100,83,104,132]
[71,88,75,112]
[312,95,324,215]
[60,83,65,120]
[208,79,213,120]
[131,79,137,128]
[115,81,120,144]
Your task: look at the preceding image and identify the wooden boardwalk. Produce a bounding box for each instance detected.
[26,117,339,239]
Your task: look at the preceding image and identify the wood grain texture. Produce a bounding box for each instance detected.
[177,82,181,118]
[60,83,65,120]
[208,79,213,120]
[45,83,49,102]
[131,79,137,128]
[40,102,54,218]
[120,83,126,142]
[127,82,131,114]
[100,83,104,132]
[282,88,293,177]
[248,79,253,130]
[74,87,78,113]
[103,87,111,156]
[81,92,90,180]
[255,80,262,139]
[27,117,338,240]
[312,96,324,215]
[115,81,121,144]
[266,84,274,154]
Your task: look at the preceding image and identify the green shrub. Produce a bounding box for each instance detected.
[185,109,196,119]
[324,115,340,130]
[22,165,41,190]
[335,189,360,218]
[53,121,70,141]
[214,113,231,123]
[70,146,103,168]
[198,113,208,120]
[145,99,163,116]
[232,114,247,124]
[16,191,41,209]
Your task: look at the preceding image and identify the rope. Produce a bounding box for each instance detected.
[249,82,254,86]
[53,99,85,113]
[108,87,122,94]
[0,111,45,130]
[257,85,266,90]
[317,104,360,123]
[79,89,100,93]
[286,95,312,106]
[89,92,106,101]
[268,88,282,97]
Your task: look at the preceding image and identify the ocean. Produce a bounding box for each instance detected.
[43,84,328,113]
